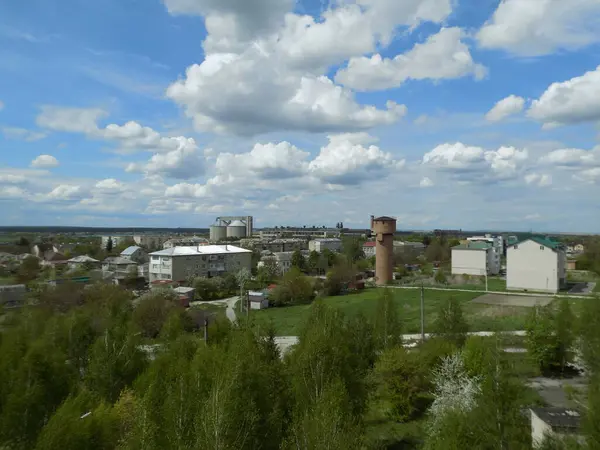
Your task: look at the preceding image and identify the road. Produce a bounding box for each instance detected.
[190,296,239,324]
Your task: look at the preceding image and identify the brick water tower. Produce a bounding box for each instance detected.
[370,215,397,285]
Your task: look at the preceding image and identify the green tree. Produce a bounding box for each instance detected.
[432,296,468,346]
[579,295,600,375]
[256,262,278,287]
[106,237,113,253]
[323,260,356,296]
[307,250,320,275]
[291,250,306,271]
[193,277,218,301]
[132,289,180,339]
[270,267,313,306]
[373,288,402,351]
[434,269,448,284]
[17,255,41,283]
[322,248,337,268]
[342,237,364,263]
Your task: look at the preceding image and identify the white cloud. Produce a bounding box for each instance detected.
[0,186,26,198]
[422,142,528,181]
[31,154,59,168]
[477,0,600,56]
[335,27,486,91]
[95,178,124,191]
[524,173,552,187]
[36,106,107,134]
[126,146,205,179]
[2,126,46,142]
[485,95,525,122]
[414,114,429,125]
[46,184,82,200]
[0,174,26,184]
[527,66,600,127]
[540,147,600,167]
[420,176,434,187]
[0,100,4,111]
[575,167,600,184]
[103,121,197,154]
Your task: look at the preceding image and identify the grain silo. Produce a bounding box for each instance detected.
[210,224,227,242]
[226,220,247,239]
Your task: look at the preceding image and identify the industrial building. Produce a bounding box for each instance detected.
[451,242,499,276]
[507,237,566,293]
[370,215,396,285]
[163,236,209,248]
[148,245,252,282]
[259,227,339,240]
[210,216,254,242]
[240,238,307,253]
[308,238,342,253]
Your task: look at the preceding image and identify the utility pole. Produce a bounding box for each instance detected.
[420,283,425,342]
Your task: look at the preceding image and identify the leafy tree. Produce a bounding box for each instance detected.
[373,288,402,351]
[434,269,448,284]
[106,237,113,253]
[432,296,468,346]
[132,289,180,339]
[193,277,218,301]
[290,250,306,271]
[257,262,278,287]
[270,267,313,307]
[462,336,496,377]
[555,299,575,371]
[418,337,457,372]
[323,260,356,296]
[322,248,337,268]
[17,255,41,283]
[342,237,364,263]
[579,295,600,374]
[307,250,320,275]
[371,346,429,422]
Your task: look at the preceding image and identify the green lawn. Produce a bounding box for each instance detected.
[252,288,533,335]
[400,277,507,292]
[0,276,16,286]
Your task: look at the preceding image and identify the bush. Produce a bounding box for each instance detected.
[432,297,468,347]
[133,289,181,338]
[270,268,314,307]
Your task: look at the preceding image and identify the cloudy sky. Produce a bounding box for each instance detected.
[1,0,600,231]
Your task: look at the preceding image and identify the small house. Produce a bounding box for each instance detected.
[530,408,581,447]
[248,290,270,310]
[174,286,195,307]
[120,246,148,264]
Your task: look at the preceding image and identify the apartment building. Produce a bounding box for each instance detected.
[162,236,209,249]
[467,234,504,268]
[308,238,342,253]
[507,237,566,293]
[133,235,168,249]
[451,242,499,276]
[148,245,252,282]
[259,228,339,240]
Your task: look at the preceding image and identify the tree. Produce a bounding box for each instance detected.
[290,250,306,272]
[434,269,448,284]
[322,248,337,268]
[132,289,180,339]
[323,261,356,296]
[17,255,41,283]
[373,288,402,351]
[342,237,364,263]
[193,277,218,301]
[432,297,468,346]
[579,295,600,375]
[270,268,313,307]
[257,262,278,287]
[106,238,113,253]
[307,250,320,275]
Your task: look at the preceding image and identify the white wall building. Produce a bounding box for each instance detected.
[308,238,342,253]
[133,235,167,249]
[163,236,209,249]
[363,241,376,258]
[467,234,504,269]
[120,246,148,264]
[507,237,566,293]
[101,235,132,249]
[451,242,498,276]
[102,256,138,278]
[148,245,252,282]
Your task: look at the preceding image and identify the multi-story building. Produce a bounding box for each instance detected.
[451,242,499,276]
[507,237,566,293]
[467,234,504,268]
[308,238,342,253]
[363,241,376,258]
[163,236,209,249]
[101,235,132,249]
[240,238,307,253]
[259,228,339,240]
[120,246,148,264]
[258,251,309,275]
[148,245,252,282]
[133,235,168,250]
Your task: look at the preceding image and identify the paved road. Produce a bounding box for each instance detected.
[389,285,592,299]
[190,296,239,323]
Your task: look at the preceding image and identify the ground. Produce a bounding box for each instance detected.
[252,288,536,336]
[472,293,554,307]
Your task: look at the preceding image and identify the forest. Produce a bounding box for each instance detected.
[1,284,600,449]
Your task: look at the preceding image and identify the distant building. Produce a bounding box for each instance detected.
[102,256,139,278]
[31,243,58,258]
[393,241,426,254]
[467,234,503,268]
[248,290,270,310]
[174,286,195,304]
[507,237,566,293]
[258,251,308,275]
[567,260,577,270]
[163,236,209,249]
[451,241,499,276]
[101,235,132,249]
[148,245,252,282]
[241,238,307,253]
[530,408,581,448]
[363,241,376,258]
[67,255,99,270]
[259,228,339,240]
[120,246,148,264]
[133,235,168,249]
[308,238,342,253]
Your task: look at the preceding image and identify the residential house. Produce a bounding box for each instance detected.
[530,408,581,448]
[507,237,566,293]
[363,241,376,258]
[258,251,308,275]
[163,236,209,249]
[41,251,69,267]
[120,246,148,264]
[102,256,139,278]
[248,290,269,310]
[308,238,342,253]
[31,243,58,258]
[67,255,99,270]
[148,245,252,283]
[451,241,499,276]
[466,234,504,268]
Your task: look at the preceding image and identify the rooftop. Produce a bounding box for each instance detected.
[68,255,99,263]
[150,245,251,256]
[121,246,142,255]
[517,236,562,250]
[363,242,376,247]
[531,408,581,429]
[104,256,137,265]
[373,216,396,222]
[452,241,492,251]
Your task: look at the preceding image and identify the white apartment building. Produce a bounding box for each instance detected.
[102,256,139,278]
[163,236,209,249]
[451,242,499,276]
[259,228,339,239]
[120,246,148,264]
[148,245,252,282]
[308,238,342,253]
[101,235,132,249]
[507,237,566,293]
[467,234,504,269]
[133,235,167,249]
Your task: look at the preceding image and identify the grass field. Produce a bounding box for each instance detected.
[0,276,16,286]
[252,288,534,335]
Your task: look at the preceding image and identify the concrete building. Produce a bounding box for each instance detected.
[371,216,396,285]
[393,241,426,254]
[240,238,307,253]
[133,235,167,249]
[308,238,342,253]
[467,234,503,270]
[148,245,252,282]
[163,236,209,249]
[102,256,139,278]
[451,242,498,276]
[507,237,566,293]
[258,251,308,275]
[363,241,376,258]
[120,246,148,264]
[530,408,581,448]
[101,235,132,249]
[259,228,339,240]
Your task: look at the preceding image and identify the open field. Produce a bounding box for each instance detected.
[252,288,535,335]
[472,293,554,307]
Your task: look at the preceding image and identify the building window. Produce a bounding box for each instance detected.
[151,256,159,261]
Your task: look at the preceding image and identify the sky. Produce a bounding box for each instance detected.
[1,0,600,232]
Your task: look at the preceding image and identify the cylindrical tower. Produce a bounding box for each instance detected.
[226,220,247,239]
[371,216,397,285]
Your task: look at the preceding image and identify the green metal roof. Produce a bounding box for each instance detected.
[452,242,492,251]
[515,235,562,250]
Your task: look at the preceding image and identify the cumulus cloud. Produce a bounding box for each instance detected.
[420,177,434,188]
[422,142,528,181]
[126,146,205,180]
[95,178,124,191]
[540,147,600,167]
[527,66,600,127]
[36,106,107,134]
[31,154,59,168]
[477,0,600,56]
[0,174,26,184]
[524,173,552,187]
[2,126,46,142]
[335,27,486,91]
[0,186,26,199]
[485,95,525,122]
[575,167,600,184]
[103,121,197,154]
[46,184,82,200]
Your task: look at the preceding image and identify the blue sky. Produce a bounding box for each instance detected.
[1,0,600,231]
